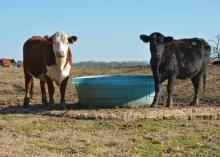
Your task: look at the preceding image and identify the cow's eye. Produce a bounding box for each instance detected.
[158,40,163,44]
[156,38,163,44]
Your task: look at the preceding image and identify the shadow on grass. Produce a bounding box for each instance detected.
[0,102,122,115]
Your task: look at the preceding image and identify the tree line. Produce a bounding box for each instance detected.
[72,61,149,67]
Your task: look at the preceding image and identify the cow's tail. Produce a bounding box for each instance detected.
[202,72,206,96]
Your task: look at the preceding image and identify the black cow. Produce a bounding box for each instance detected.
[140,32,211,107]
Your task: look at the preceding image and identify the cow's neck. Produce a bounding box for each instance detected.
[46,56,71,86]
[150,59,160,83]
[55,56,67,70]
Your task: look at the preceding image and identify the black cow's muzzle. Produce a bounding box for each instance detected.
[155,52,160,59]
[154,55,160,60]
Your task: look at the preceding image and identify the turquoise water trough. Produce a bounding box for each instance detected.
[72,74,156,107]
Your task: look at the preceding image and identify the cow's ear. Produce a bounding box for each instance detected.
[68,36,77,44]
[140,34,150,43]
[163,36,173,43]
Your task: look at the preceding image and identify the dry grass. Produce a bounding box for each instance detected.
[0,114,220,157]
[0,66,220,156]
[1,65,220,107]
[0,66,151,106]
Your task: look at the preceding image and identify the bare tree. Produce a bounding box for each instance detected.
[209,34,220,60]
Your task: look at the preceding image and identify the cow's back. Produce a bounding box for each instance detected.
[163,38,210,79]
[23,36,55,77]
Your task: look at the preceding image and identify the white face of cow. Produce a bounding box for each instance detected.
[51,31,69,58]
[46,31,77,85]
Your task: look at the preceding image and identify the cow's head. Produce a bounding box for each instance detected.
[140,32,173,63]
[49,31,77,58]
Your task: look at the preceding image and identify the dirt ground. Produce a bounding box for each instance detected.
[0,66,220,156]
[0,65,220,119]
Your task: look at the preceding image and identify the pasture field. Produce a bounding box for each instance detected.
[0,66,220,156]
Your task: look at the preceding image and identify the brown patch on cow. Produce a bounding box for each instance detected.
[23,36,55,77]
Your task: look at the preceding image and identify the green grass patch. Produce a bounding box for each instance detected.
[0,114,219,156]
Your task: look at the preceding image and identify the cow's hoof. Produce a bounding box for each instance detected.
[42,102,53,110]
[42,99,48,106]
[165,104,173,108]
[59,101,67,110]
[150,104,157,108]
[190,98,199,106]
[23,103,29,108]
[48,103,54,110]
[190,100,199,106]
[23,98,30,108]
[166,99,173,108]
[61,104,67,110]
[189,102,198,106]
[48,100,55,107]
[150,99,159,108]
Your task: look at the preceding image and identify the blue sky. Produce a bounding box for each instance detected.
[0,0,219,62]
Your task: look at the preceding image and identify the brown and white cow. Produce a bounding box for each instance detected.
[0,58,16,67]
[23,31,77,108]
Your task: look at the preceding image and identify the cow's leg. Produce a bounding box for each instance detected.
[190,73,203,106]
[45,77,55,108]
[40,80,48,106]
[166,75,176,107]
[30,80,34,99]
[23,72,33,108]
[151,81,160,107]
[150,71,168,107]
[60,77,69,108]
